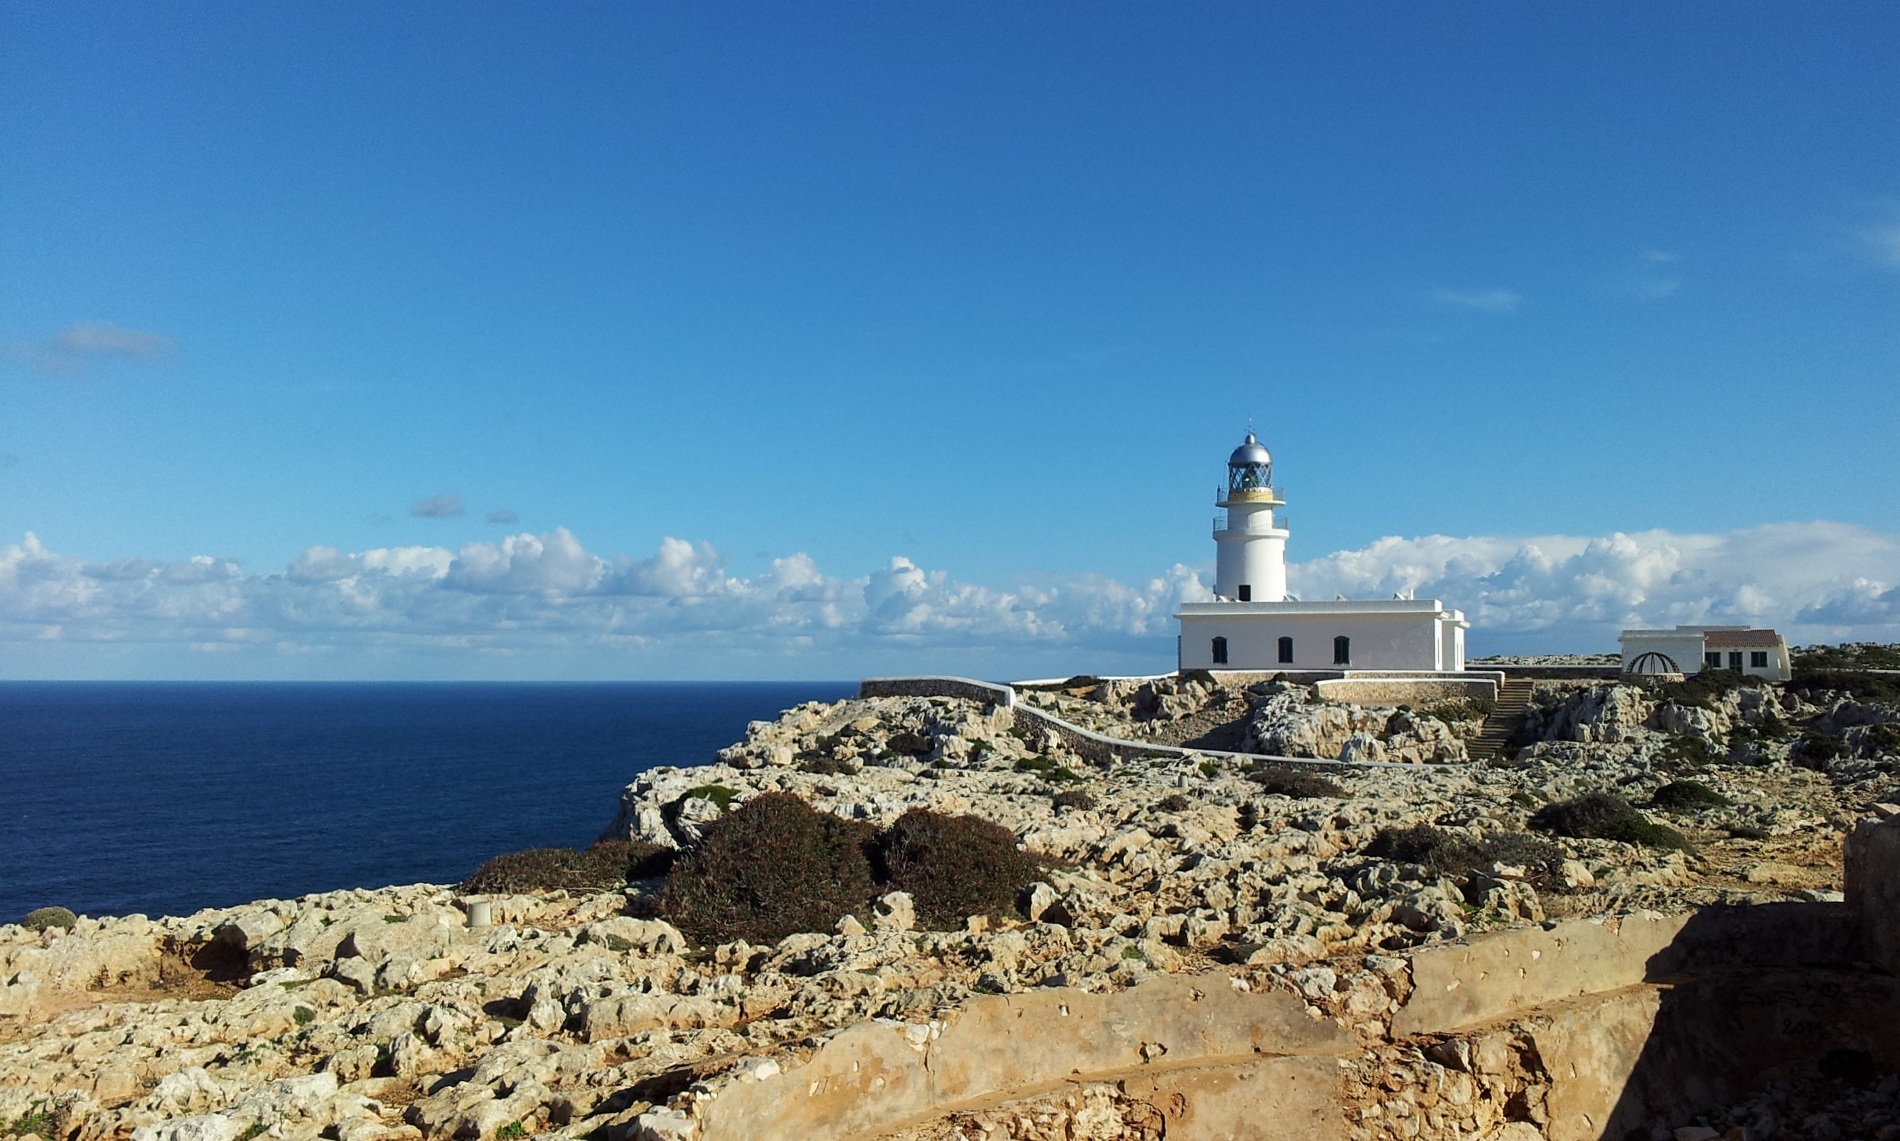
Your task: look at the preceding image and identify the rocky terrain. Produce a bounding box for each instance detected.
[4,666,1898,1141]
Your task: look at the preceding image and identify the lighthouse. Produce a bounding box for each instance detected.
[1213,432,1289,603]
[1175,430,1470,673]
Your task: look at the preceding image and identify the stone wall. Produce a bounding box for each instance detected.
[1313,676,1500,707]
[858,676,1016,708]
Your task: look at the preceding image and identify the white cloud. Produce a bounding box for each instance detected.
[1854,220,1900,269]
[486,508,519,525]
[409,492,467,519]
[7,321,176,374]
[0,522,1894,674]
[1290,522,1900,648]
[1426,287,1522,313]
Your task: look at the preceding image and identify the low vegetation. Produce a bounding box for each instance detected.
[1365,825,1563,881]
[657,794,1046,944]
[1530,792,1694,853]
[22,906,77,932]
[458,839,671,895]
[1248,763,1347,799]
[872,809,1046,931]
[1649,780,1733,812]
[1051,789,1097,811]
[1655,668,1762,710]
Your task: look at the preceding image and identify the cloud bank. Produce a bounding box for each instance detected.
[7,321,176,374]
[1,523,1894,677]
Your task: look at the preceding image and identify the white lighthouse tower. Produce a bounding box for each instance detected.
[1213,432,1289,603]
[1176,429,1470,673]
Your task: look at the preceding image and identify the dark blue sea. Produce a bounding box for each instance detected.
[0,682,854,923]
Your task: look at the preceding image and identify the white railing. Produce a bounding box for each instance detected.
[1213,514,1288,535]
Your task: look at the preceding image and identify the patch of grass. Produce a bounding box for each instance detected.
[1530,792,1695,853]
[1508,791,1539,809]
[1248,763,1347,799]
[660,793,878,946]
[496,1122,528,1141]
[1046,766,1085,785]
[20,906,76,932]
[1121,944,1146,960]
[1649,780,1733,811]
[458,839,673,895]
[872,809,1045,931]
[293,1006,315,1026]
[1197,761,1219,778]
[1013,756,1056,773]
[6,1102,53,1137]
[236,1124,268,1141]
[682,784,740,810]
[1051,789,1096,811]
[382,914,406,924]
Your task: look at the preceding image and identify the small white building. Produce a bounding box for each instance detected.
[1619,625,1792,681]
[1174,433,1469,673]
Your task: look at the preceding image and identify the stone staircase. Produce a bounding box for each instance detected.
[1468,677,1536,763]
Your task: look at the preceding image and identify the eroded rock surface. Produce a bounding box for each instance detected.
[4,669,1896,1141]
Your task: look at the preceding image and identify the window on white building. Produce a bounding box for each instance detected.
[1750,651,1769,668]
[1333,636,1350,665]
[1237,585,1251,601]
[1277,636,1293,664]
[1211,637,1228,665]
[1728,651,1743,669]
[1704,652,1722,668]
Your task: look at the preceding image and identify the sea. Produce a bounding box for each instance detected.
[0,681,855,924]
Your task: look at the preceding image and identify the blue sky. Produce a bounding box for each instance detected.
[3,4,1897,679]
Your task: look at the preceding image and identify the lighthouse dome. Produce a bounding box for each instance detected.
[1228,432,1271,467]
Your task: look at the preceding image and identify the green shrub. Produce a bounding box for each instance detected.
[1198,760,1219,777]
[1014,756,1055,773]
[1790,671,1900,704]
[1365,826,1562,879]
[1420,698,1495,722]
[799,755,858,776]
[21,906,77,932]
[1249,763,1347,799]
[1656,668,1760,710]
[459,839,672,895]
[1794,645,1900,671]
[1051,789,1097,811]
[1046,766,1085,785]
[1649,780,1733,811]
[660,793,878,945]
[1658,735,1720,768]
[887,731,934,757]
[1793,733,1849,770]
[1530,792,1694,852]
[872,809,1044,930]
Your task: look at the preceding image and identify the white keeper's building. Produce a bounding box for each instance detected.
[1618,625,1792,682]
[1174,432,1470,673]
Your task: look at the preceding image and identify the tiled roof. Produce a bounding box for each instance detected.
[1704,629,1782,647]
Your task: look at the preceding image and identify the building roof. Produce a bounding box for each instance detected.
[1704,629,1783,647]
[1228,432,1271,467]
